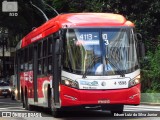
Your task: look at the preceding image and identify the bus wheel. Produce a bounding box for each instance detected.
[21,89,25,108]
[110,105,124,116]
[24,89,33,111]
[49,93,61,117]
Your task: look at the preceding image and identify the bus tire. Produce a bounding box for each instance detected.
[24,88,33,111]
[21,88,25,108]
[50,106,61,118]
[110,105,124,116]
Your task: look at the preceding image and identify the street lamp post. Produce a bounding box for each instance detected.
[3,36,5,79]
[0,30,3,78]
[0,28,8,80]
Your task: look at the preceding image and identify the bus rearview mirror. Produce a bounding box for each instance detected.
[136,33,145,58]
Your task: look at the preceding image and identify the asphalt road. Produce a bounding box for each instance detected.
[0,96,160,120]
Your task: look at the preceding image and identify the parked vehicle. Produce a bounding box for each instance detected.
[9,75,17,100]
[0,81,11,98]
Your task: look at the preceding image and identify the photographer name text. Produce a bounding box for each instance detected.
[114,112,158,117]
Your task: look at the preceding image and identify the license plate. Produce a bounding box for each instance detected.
[2,92,7,94]
[98,99,110,104]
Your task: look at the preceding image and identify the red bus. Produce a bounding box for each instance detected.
[14,13,141,117]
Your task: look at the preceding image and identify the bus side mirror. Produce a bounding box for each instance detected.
[140,42,145,58]
[135,33,145,58]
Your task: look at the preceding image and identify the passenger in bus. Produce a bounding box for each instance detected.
[92,58,115,75]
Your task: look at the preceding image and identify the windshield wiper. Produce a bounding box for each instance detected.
[105,57,125,77]
[82,57,101,78]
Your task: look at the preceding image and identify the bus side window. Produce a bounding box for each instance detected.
[48,37,52,55]
[38,42,42,75]
[38,42,42,58]
[28,46,33,70]
[48,56,52,74]
[20,50,24,71]
[38,60,42,75]
[43,39,48,75]
[24,48,28,71]
[48,36,53,74]
[43,58,48,75]
[43,40,47,57]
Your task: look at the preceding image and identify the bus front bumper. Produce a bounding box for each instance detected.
[60,84,141,107]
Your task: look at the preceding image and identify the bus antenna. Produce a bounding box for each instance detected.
[42,0,59,15]
[30,1,49,21]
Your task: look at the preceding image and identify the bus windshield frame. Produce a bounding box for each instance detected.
[63,27,139,76]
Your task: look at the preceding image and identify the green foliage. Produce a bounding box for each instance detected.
[141,42,160,93]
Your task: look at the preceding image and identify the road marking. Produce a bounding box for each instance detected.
[124,105,160,111]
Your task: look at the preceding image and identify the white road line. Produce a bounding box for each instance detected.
[124,105,160,111]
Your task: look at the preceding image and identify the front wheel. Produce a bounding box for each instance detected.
[24,89,33,111]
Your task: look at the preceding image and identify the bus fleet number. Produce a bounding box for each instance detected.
[118,81,127,85]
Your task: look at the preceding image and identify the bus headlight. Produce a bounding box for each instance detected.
[62,77,79,89]
[129,75,140,87]
[9,88,11,92]
[15,89,18,95]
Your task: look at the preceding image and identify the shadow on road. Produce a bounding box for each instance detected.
[33,106,114,118]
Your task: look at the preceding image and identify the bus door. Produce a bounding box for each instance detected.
[52,38,62,108]
[33,45,38,102]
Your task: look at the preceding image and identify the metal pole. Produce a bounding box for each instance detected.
[2,36,5,80]
[0,36,2,77]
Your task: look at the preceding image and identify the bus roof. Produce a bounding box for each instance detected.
[58,13,134,27]
[19,13,135,48]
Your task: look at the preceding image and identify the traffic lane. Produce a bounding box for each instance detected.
[0,96,22,110]
[0,97,160,120]
[0,96,19,103]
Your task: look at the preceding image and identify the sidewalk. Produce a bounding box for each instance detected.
[140,93,160,106]
[140,102,160,106]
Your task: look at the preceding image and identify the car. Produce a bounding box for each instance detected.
[9,75,17,100]
[0,81,11,98]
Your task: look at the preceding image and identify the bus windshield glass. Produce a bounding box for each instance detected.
[63,28,139,76]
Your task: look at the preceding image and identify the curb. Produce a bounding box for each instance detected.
[140,102,160,106]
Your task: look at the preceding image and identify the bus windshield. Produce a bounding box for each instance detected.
[63,28,139,76]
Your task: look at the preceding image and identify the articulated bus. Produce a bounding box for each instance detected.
[14,13,142,117]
